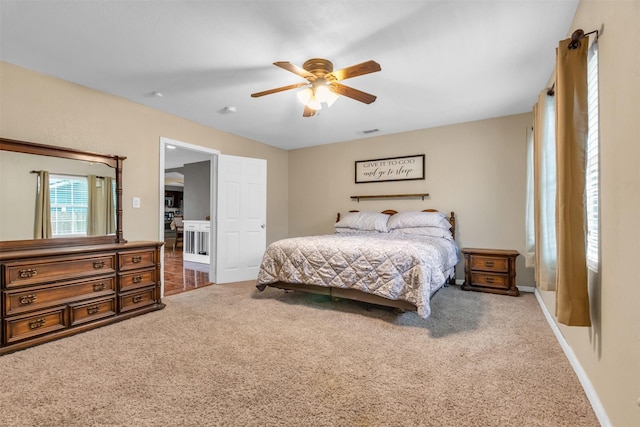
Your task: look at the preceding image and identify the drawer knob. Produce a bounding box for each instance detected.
[484,261,494,267]
[132,275,143,284]
[486,276,495,283]
[132,295,143,303]
[93,282,106,292]
[93,261,106,269]
[19,294,38,305]
[132,256,143,263]
[29,318,46,330]
[18,268,38,279]
[87,305,100,315]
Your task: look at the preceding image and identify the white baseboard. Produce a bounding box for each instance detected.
[534,289,611,427]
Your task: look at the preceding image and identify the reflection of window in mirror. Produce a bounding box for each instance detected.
[46,174,116,237]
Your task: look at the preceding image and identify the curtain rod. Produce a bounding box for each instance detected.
[547,28,600,96]
[30,170,106,179]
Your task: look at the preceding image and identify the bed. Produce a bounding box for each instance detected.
[255,209,458,318]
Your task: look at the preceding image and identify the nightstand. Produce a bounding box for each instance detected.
[461,248,520,296]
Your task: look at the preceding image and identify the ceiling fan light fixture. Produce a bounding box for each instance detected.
[307,97,322,111]
[315,84,339,107]
[297,87,322,111]
[296,87,313,105]
[252,58,380,116]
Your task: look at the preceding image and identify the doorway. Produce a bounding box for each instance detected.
[159,137,219,297]
[158,137,268,296]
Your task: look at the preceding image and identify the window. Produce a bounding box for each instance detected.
[586,42,599,271]
[49,175,88,237]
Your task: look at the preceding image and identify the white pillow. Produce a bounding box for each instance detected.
[387,211,449,230]
[335,211,390,233]
[390,227,454,240]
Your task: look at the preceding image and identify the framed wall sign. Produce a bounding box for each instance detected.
[355,154,425,183]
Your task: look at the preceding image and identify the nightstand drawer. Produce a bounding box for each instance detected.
[470,272,509,289]
[469,255,509,272]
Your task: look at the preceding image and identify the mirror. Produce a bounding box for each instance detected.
[0,137,126,251]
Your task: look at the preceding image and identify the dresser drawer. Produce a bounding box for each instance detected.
[470,272,509,290]
[119,268,156,292]
[70,297,117,326]
[3,254,116,288]
[118,250,156,271]
[3,307,67,345]
[469,255,509,272]
[4,276,116,316]
[119,287,156,313]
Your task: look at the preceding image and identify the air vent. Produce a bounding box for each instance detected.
[362,128,379,134]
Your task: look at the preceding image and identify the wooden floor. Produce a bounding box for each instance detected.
[163,245,214,296]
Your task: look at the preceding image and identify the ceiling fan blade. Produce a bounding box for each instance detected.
[329,82,377,104]
[251,83,308,98]
[274,62,317,81]
[328,60,381,81]
[302,105,317,117]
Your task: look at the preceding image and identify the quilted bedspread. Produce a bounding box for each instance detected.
[256,233,458,318]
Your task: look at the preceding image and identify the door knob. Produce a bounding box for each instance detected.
[261,224,265,229]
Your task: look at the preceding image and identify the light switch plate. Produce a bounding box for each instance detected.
[132,197,141,208]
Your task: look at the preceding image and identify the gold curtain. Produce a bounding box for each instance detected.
[105,176,115,234]
[34,170,51,239]
[88,174,99,236]
[532,91,558,291]
[554,37,591,326]
[88,175,115,236]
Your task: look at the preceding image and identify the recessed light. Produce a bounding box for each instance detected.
[152,91,163,97]
[166,145,176,150]
[220,106,238,114]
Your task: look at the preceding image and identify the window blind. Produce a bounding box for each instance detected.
[49,174,88,237]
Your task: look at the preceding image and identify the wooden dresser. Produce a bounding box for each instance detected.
[1,241,164,355]
[461,248,520,296]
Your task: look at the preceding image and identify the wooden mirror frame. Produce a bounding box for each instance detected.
[0,137,127,251]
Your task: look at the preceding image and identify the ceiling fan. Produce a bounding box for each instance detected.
[251,58,381,117]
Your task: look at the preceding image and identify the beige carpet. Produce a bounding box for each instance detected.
[0,282,598,426]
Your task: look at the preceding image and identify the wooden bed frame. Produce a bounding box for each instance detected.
[264,209,456,313]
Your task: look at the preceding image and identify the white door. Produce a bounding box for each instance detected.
[215,154,267,283]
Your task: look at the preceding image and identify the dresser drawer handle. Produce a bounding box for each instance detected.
[93,282,106,292]
[19,294,38,305]
[485,276,495,283]
[86,305,100,315]
[29,318,46,330]
[132,275,143,284]
[18,268,38,279]
[93,261,106,269]
[132,295,143,304]
[131,256,143,263]
[484,261,494,267]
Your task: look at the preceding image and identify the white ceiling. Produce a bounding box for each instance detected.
[0,0,579,151]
